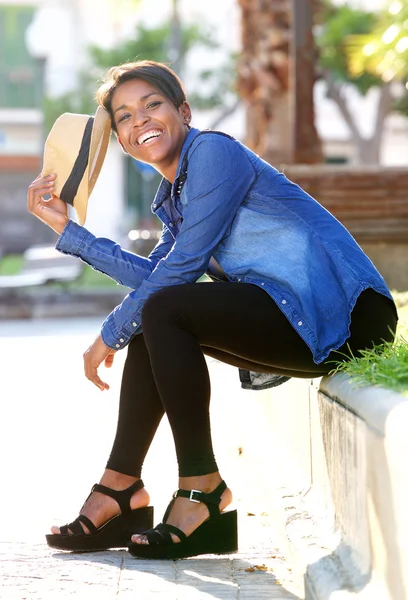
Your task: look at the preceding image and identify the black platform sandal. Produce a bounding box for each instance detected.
[128,480,237,560]
[46,479,153,552]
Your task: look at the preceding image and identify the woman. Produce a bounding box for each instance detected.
[28,60,398,559]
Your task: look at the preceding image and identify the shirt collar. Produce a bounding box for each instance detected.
[151,127,201,211]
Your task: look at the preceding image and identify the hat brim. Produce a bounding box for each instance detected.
[42,106,111,226]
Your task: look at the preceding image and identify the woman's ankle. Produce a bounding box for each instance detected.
[100,469,141,490]
[178,472,223,493]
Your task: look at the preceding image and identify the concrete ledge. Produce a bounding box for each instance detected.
[231,374,408,600]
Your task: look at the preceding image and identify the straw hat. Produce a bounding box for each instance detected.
[42,106,111,225]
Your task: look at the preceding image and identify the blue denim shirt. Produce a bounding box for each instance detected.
[56,127,393,364]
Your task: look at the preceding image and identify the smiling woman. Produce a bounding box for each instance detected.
[97,64,192,182]
[27,59,398,561]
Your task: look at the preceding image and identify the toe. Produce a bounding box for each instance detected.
[50,526,61,534]
[131,534,149,545]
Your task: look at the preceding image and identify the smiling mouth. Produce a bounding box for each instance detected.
[137,129,163,145]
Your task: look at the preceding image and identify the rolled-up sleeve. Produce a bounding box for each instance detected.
[100,135,257,349]
[56,220,174,290]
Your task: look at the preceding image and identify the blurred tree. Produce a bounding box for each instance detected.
[236,0,322,165]
[316,0,408,164]
[44,16,237,134]
[236,0,292,164]
[347,0,408,84]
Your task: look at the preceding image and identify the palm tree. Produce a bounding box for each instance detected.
[236,0,322,165]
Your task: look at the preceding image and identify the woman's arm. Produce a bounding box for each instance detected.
[27,173,175,290]
[56,221,174,289]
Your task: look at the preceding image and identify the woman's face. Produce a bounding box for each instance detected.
[111,78,191,182]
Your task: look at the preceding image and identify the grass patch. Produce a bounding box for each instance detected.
[0,254,23,275]
[331,341,408,397]
[330,291,408,396]
[0,254,123,290]
[65,265,123,290]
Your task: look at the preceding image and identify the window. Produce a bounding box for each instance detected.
[0,6,42,108]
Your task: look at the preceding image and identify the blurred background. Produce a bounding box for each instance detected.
[0,0,407,290]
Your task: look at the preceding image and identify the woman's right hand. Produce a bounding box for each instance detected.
[27,173,70,235]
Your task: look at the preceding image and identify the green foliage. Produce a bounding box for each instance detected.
[346,1,408,82]
[89,22,216,68]
[43,19,235,130]
[330,339,408,396]
[316,1,383,94]
[330,291,408,395]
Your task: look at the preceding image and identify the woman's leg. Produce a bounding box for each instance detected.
[133,282,396,544]
[51,333,164,534]
[107,333,165,476]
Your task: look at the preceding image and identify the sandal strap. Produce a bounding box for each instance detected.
[145,522,187,545]
[61,514,97,536]
[140,481,227,547]
[175,480,227,519]
[76,514,98,535]
[91,479,144,515]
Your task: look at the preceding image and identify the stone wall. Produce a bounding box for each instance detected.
[285,166,408,290]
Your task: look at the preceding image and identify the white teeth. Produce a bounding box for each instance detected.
[137,130,162,145]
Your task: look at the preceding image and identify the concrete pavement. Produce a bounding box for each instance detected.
[0,317,302,600]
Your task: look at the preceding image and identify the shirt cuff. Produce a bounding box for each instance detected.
[101,313,142,349]
[55,220,94,256]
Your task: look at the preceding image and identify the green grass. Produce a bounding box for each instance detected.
[0,254,122,290]
[330,341,408,397]
[330,291,408,396]
[66,265,123,290]
[0,254,23,275]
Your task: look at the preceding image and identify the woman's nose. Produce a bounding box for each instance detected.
[133,111,149,127]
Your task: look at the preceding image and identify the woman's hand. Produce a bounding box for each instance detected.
[83,334,117,391]
[27,173,69,235]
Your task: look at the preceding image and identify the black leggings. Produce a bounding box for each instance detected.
[106,283,397,478]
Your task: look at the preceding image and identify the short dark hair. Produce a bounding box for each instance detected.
[96,61,187,131]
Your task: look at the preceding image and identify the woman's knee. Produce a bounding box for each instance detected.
[141,285,188,331]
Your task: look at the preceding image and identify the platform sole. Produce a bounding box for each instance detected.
[46,505,154,552]
[128,509,238,560]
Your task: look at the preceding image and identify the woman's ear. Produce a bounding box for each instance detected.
[181,102,192,125]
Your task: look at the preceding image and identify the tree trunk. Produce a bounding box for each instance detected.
[237,0,292,165]
[236,0,322,165]
[324,75,392,165]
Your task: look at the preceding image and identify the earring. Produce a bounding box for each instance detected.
[185,116,191,123]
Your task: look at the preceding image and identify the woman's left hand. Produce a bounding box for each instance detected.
[83,334,116,391]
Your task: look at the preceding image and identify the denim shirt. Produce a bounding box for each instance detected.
[56,127,393,364]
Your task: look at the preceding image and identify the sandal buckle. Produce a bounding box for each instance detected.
[189,489,202,503]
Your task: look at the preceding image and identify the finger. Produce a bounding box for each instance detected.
[84,362,110,391]
[29,173,56,188]
[88,370,110,391]
[28,178,56,201]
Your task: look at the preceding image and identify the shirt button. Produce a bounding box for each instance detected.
[115,344,120,348]
[169,222,174,227]
[261,282,265,286]
[120,338,124,343]
[237,278,241,282]
[282,299,287,305]
[132,322,137,327]
[298,321,303,326]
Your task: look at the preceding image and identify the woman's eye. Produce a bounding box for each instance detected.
[118,113,130,123]
[147,101,161,109]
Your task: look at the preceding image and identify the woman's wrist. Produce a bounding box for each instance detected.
[54,216,70,236]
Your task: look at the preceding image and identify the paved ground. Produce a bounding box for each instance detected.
[0,317,302,600]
